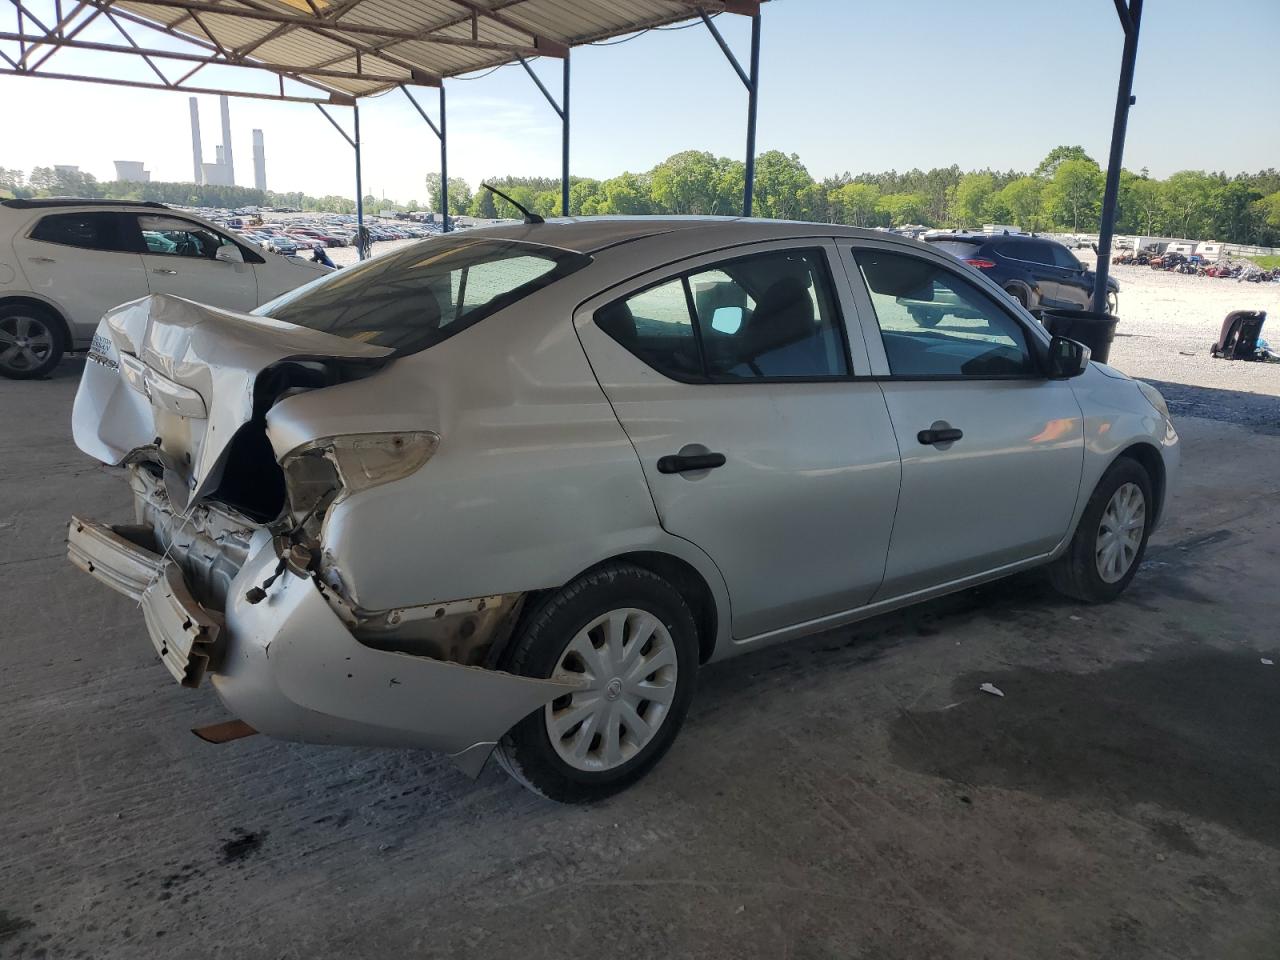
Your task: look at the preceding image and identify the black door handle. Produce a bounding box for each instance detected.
[917,427,963,445]
[657,452,726,474]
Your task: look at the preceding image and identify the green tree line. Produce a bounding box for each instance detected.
[5,145,1279,246]
[450,146,1280,246]
[0,166,400,215]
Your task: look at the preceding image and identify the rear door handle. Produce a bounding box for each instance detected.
[27,256,56,263]
[152,268,178,275]
[917,427,963,445]
[657,452,726,474]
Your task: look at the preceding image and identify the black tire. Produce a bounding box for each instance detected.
[1048,457,1154,603]
[907,305,942,328]
[1005,285,1029,309]
[496,563,699,803]
[0,303,65,380]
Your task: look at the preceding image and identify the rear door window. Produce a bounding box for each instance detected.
[594,248,849,381]
[255,237,590,355]
[29,212,138,253]
[1049,243,1083,270]
[596,278,701,381]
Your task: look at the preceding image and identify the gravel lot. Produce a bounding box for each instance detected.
[1081,250,1280,399]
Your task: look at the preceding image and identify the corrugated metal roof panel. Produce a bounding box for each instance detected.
[106,0,760,99]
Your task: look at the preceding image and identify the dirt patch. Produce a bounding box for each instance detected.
[220,829,267,865]
[0,909,33,944]
[890,648,1280,847]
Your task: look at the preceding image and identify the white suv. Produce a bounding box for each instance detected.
[0,198,329,379]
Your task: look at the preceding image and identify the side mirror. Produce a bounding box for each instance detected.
[215,243,245,264]
[1047,335,1091,379]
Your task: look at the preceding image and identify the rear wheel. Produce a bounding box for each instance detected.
[496,563,699,802]
[1005,285,1029,309]
[1048,457,1153,603]
[0,304,64,380]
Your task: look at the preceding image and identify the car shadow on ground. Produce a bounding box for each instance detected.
[1140,377,1280,434]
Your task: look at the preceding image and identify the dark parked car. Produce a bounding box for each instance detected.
[925,233,1119,314]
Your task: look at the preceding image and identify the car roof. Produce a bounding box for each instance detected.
[0,197,169,210]
[454,216,901,255]
[924,233,989,244]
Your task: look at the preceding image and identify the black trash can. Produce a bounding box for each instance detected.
[1038,308,1119,365]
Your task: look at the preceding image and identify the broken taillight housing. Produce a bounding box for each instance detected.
[279,431,440,532]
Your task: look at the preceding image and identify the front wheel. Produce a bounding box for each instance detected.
[496,564,700,802]
[1048,457,1153,603]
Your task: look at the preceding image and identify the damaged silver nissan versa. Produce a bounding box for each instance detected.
[68,218,1178,801]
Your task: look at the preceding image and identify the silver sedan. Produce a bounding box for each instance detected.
[67,218,1178,801]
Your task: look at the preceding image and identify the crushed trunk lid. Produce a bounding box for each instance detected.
[73,294,392,508]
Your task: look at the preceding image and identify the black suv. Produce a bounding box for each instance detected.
[924,233,1119,314]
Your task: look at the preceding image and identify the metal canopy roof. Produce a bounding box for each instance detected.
[3,0,760,104]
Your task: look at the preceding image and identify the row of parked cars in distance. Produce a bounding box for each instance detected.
[200,209,441,250]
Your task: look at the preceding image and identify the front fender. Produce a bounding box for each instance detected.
[1061,365,1179,547]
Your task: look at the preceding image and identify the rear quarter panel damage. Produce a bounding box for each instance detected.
[264,280,733,662]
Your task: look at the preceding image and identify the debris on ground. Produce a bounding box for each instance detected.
[979,682,1005,698]
[1211,310,1271,361]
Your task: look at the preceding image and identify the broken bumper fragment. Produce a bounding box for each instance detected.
[66,516,581,774]
[68,517,223,687]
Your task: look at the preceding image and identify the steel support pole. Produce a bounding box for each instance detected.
[354,101,365,260]
[743,13,760,217]
[701,9,761,217]
[1093,0,1142,313]
[561,51,570,216]
[517,54,569,217]
[440,84,449,231]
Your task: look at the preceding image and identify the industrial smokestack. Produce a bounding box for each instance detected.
[219,94,234,185]
[189,97,203,185]
[252,129,266,192]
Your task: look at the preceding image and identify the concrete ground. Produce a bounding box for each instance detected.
[3,363,1279,960]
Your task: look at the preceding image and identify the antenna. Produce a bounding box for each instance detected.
[480,183,544,224]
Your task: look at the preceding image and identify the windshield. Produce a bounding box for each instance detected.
[254,236,591,355]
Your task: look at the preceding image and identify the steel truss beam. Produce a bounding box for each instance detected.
[0,30,419,83]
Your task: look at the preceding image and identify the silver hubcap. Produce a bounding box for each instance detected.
[1095,482,1146,583]
[544,608,678,772]
[0,315,54,371]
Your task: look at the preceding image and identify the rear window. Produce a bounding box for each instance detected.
[255,237,590,354]
[926,240,984,260]
[29,212,136,253]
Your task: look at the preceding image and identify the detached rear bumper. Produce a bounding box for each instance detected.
[68,518,222,687]
[66,516,579,775]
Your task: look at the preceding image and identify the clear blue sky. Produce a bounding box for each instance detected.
[2,0,1276,203]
